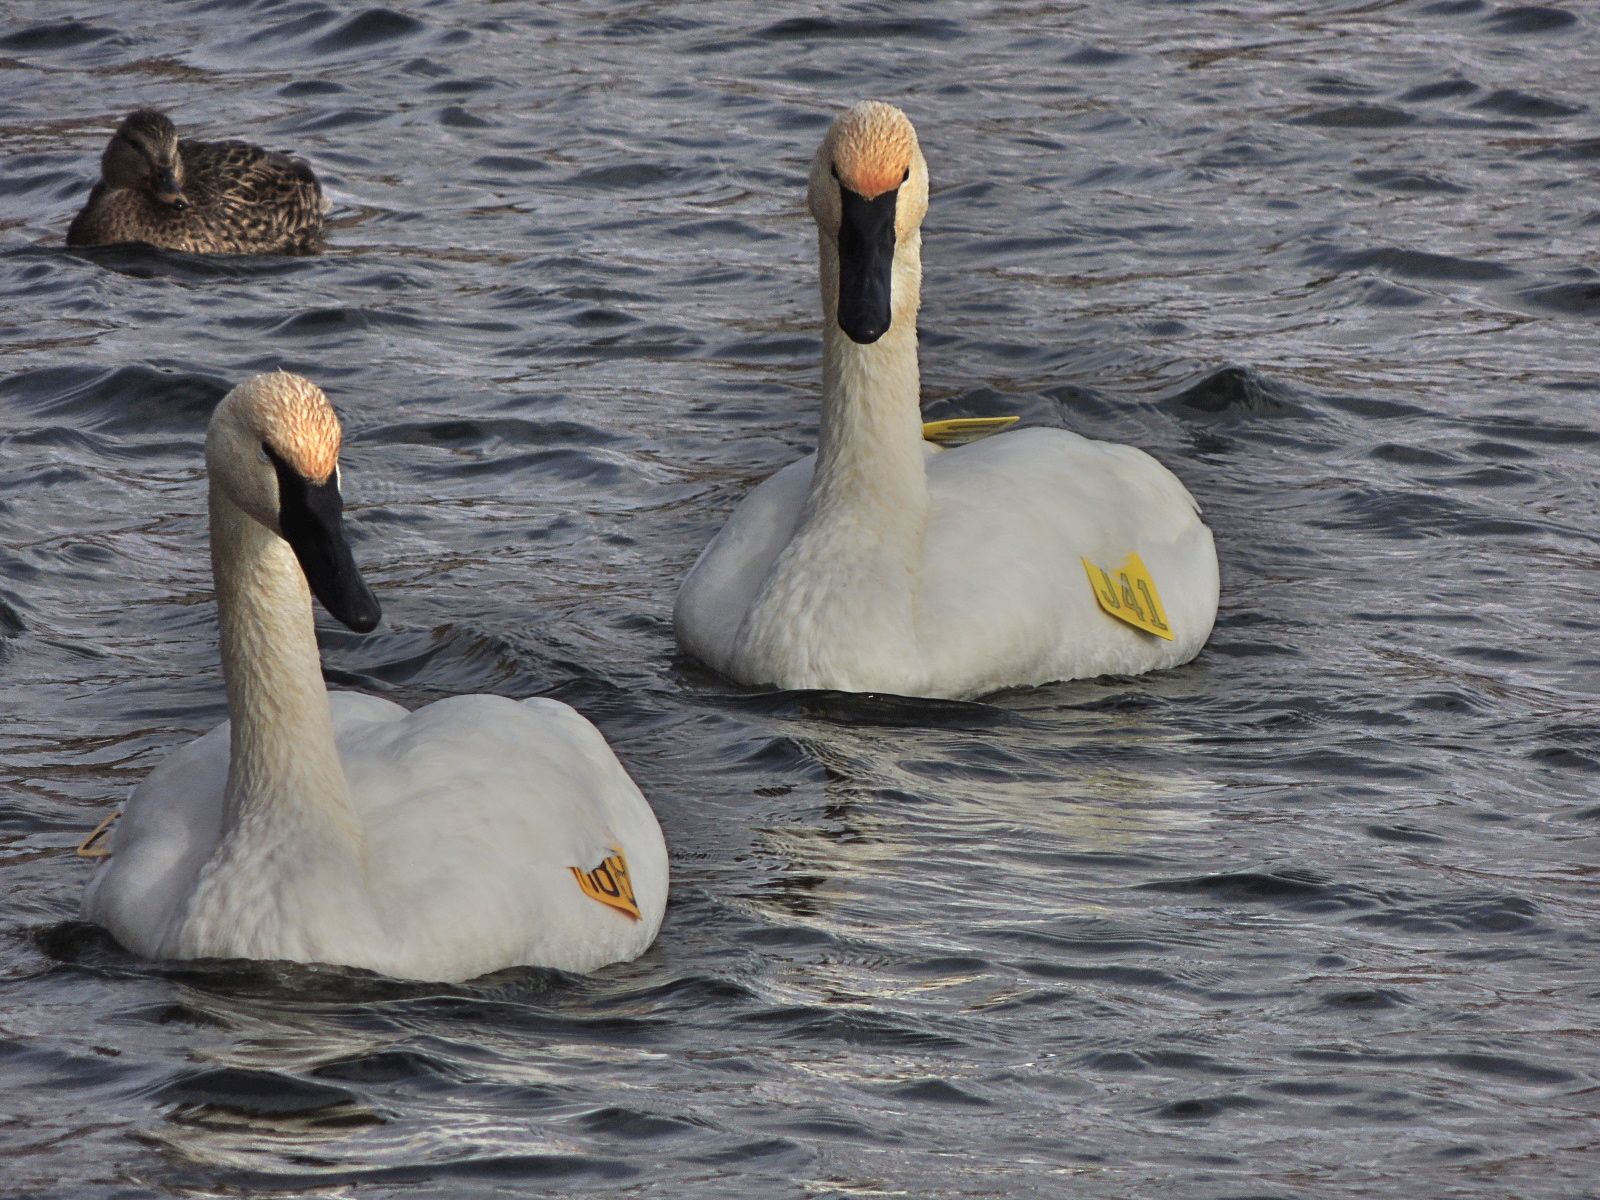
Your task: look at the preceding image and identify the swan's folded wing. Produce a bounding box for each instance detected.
[335,693,667,970]
[920,427,1216,686]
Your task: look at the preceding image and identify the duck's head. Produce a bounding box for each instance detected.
[808,101,929,345]
[102,109,188,210]
[206,373,380,632]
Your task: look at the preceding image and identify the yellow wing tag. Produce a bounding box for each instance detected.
[1081,552,1174,640]
[921,416,1020,447]
[571,848,641,921]
[76,811,119,859]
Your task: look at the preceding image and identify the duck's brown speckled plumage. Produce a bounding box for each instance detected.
[67,110,326,255]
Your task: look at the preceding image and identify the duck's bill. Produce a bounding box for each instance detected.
[153,167,188,210]
[267,448,382,633]
[836,185,898,344]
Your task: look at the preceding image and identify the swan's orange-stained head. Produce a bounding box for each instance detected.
[829,101,917,199]
[232,371,342,484]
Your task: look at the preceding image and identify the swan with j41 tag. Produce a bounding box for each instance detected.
[674,101,1219,699]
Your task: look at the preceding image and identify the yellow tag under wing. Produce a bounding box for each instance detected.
[76,810,119,859]
[921,416,1020,447]
[571,848,641,921]
[1081,552,1174,640]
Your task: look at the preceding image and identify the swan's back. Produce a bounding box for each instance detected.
[919,427,1218,693]
[343,694,668,979]
[84,691,666,981]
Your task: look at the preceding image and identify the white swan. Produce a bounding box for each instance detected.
[80,373,667,982]
[675,101,1219,700]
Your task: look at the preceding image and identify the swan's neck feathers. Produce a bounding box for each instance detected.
[209,486,364,854]
[734,233,931,691]
[812,226,925,511]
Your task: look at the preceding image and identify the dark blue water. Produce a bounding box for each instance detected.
[2,2,1598,1196]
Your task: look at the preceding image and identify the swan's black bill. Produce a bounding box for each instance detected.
[836,183,898,344]
[266,446,381,633]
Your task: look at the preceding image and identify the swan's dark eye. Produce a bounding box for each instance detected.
[830,163,839,181]
[902,167,910,182]
[259,440,272,462]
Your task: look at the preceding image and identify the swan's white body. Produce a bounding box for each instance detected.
[676,428,1217,700]
[674,103,1218,700]
[82,374,667,982]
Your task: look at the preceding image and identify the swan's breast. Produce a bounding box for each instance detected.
[674,454,816,672]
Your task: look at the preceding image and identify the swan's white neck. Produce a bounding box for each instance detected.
[209,484,364,853]
[813,231,927,522]
[734,229,930,690]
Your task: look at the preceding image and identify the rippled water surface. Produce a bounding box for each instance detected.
[3,2,1598,1196]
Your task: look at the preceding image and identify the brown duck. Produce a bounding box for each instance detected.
[67,109,325,255]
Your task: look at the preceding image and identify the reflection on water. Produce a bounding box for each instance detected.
[3,1,1599,1196]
